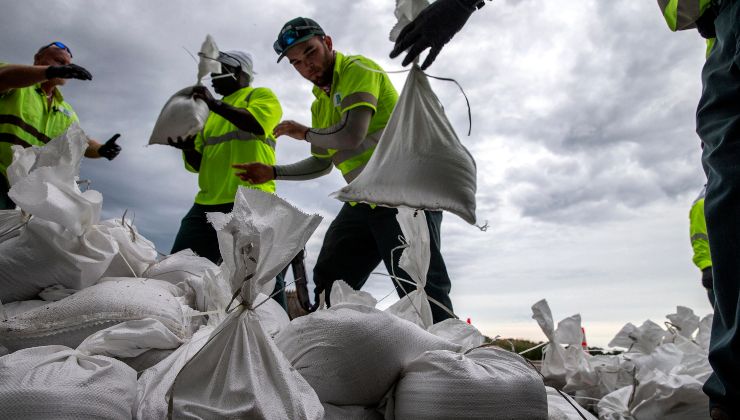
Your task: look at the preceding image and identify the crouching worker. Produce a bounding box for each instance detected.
[0,42,122,209]
[167,49,289,308]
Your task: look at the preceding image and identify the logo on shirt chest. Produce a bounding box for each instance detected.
[333,92,342,107]
[53,105,74,119]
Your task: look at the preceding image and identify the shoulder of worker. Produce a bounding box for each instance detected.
[337,52,386,76]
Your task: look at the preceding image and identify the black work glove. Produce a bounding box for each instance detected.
[98,134,121,160]
[167,135,197,151]
[390,0,484,70]
[191,85,218,109]
[45,63,92,81]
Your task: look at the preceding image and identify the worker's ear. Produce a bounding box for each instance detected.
[323,35,333,52]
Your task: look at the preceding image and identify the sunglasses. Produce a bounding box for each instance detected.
[273,25,323,55]
[39,41,73,58]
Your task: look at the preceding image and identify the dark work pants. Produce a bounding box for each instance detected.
[171,202,286,309]
[0,175,15,210]
[697,0,740,414]
[312,203,453,323]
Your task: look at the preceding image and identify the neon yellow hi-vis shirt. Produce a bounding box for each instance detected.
[0,63,79,177]
[690,191,712,270]
[310,51,398,180]
[184,86,282,205]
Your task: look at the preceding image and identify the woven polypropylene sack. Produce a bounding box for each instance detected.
[148,86,210,145]
[394,347,548,420]
[275,303,461,406]
[0,278,189,352]
[332,66,477,224]
[0,345,136,420]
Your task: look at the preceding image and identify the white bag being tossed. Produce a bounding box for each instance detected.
[332,66,477,224]
[0,345,137,420]
[0,278,191,352]
[169,187,325,420]
[0,125,120,302]
[392,347,548,420]
[148,35,219,145]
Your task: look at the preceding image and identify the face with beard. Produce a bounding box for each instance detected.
[285,36,335,88]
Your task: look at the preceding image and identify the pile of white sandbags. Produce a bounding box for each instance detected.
[532,299,712,419]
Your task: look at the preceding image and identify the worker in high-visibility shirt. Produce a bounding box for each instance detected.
[689,185,714,306]
[658,0,740,418]
[234,17,455,323]
[0,41,122,209]
[167,50,287,308]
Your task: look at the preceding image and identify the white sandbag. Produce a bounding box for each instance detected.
[665,306,700,339]
[531,299,568,387]
[385,208,434,328]
[393,346,547,420]
[0,216,119,302]
[330,279,378,307]
[1,299,46,318]
[77,318,184,358]
[608,320,666,354]
[38,284,77,301]
[323,403,384,420]
[0,345,137,420]
[148,86,210,145]
[7,124,102,235]
[546,386,598,420]
[100,217,158,277]
[696,313,713,350]
[197,34,221,82]
[0,208,25,243]
[171,310,324,419]
[169,187,324,419]
[143,249,217,283]
[426,318,485,352]
[597,386,634,420]
[120,348,175,374]
[332,66,477,224]
[135,326,214,419]
[253,292,291,338]
[630,370,708,420]
[275,303,462,406]
[0,278,190,352]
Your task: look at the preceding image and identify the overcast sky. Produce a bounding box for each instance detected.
[1,0,712,346]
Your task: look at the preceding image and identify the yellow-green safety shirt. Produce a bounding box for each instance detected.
[0,63,79,177]
[690,188,712,270]
[658,0,714,31]
[310,51,398,183]
[185,86,282,205]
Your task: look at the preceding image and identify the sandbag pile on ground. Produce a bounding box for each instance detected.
[532,299,712,419]
[0,125,157,303]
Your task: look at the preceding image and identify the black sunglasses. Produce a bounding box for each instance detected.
[39,41,73,58]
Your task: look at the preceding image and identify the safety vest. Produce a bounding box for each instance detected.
[310,52,398,183]
[186,86,282,205]
[658,0,714,31]
[689,186,712,270]
[0,76,78,177]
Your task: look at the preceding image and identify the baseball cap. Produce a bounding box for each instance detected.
[216,50,256,82]
[273,17,325,62]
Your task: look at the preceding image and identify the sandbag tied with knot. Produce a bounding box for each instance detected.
[168,187,325,420]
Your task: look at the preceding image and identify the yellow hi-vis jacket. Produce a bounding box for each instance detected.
[690,186,712,270]
[0,64,79,178]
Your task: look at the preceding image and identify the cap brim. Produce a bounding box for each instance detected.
[276,34,318,63]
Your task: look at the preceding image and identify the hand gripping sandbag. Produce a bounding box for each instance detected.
[0,345,137,420]
[393,347,548,420]
[168,188,324,420]
[148,86,210,146]
[332,66,477,224]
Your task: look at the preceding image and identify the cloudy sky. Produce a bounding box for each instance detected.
[1,0,712,346]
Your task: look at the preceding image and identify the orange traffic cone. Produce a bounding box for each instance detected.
[581,327,588,350]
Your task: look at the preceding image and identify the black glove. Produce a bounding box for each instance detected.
[45,63,92,81]
[191,85,218,109]
[167,135,197,151]
[98,134,121,160]
[390,0,483,70]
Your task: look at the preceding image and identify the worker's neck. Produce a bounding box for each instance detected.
[40,82,56,101]
[317,52,336,95]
